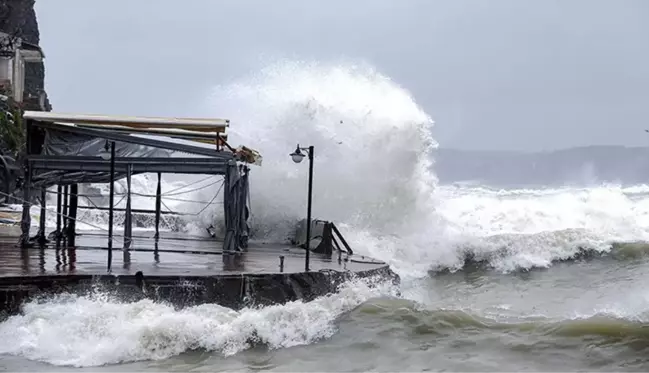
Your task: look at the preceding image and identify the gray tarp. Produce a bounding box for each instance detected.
[42,128,169,157]
[238,167,250,248]
[223,161,250,252]
[32,128,170,186]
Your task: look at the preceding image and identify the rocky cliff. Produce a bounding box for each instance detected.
[0,0,49,201]
[0,0,50,110]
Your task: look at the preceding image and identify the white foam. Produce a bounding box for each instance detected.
[0,277,396,367]
[431,184,649,271]
[199,60,446,274]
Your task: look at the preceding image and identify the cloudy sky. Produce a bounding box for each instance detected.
[34,0,648,152]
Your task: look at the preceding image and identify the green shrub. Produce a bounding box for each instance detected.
[0,105,23,157]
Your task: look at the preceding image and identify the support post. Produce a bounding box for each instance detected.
[107,141,115,272]
[154,172,161,240]
[305,145,314,272]
[239,166,250,249]
[334,235,343,263]
[19,119,32,248]
[154,240,160,263]
[1,154,11,204]
[37,187,46,245]
[68,184,78,246]
[223,164,231,252]
[62,185,69,232]
[55,184,62,240]
[123,164,132,250]
[222,161,241,253]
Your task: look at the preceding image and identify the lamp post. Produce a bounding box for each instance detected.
[99,140,115,272]
[290,144,314,272]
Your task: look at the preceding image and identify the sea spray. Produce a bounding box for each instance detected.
[200,60,445,276]
[21,60,649,274]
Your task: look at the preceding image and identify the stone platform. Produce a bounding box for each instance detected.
[0,227,397,316]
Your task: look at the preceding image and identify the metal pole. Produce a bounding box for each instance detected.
[123,164,132,250]
[18,119,32,248]
[62,185,69,232]
[107,141,115,272]
[154,172,161,240]
[305,145,314,272]
[55,184,62,239]
[0,155,11,204]
[38,187,46,244]
[68,184,78,246]
[75,206,179,215]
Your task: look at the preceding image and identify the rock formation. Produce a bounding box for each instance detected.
[0,0,50,110]
[0,0,49,201]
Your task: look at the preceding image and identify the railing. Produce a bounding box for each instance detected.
[312,220,353,257]
[330,222,353,255]
[76,205,186,216]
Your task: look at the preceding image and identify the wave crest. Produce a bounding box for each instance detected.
[0,277,397,367]
[352,298,649,346]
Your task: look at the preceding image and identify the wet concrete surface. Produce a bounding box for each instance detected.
[0,227,395,314]
[0,227,386,278]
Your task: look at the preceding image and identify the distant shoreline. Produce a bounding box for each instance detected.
[432,146,649,188]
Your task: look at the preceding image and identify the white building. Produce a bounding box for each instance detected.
[0,31,45,104]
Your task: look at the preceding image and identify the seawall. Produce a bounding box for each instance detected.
[0,232,399,318]
[0,265,397,318]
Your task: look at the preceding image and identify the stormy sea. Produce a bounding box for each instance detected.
[2,61,649,371]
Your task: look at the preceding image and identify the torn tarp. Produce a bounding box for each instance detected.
[31,128,171,187]
[223,162,250,252]
[42,128,170,158]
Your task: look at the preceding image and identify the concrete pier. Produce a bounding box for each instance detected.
[0,228,397,317]
[0,111,398,318]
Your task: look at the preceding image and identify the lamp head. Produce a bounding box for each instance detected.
[290,145,305,164]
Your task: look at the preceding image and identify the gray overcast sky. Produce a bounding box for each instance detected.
[34,0,648,151]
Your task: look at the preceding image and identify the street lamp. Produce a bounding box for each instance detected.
[290,144,314,272]
[290,147,306,163]
[104,140,116,272]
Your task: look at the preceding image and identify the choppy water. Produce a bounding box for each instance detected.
[4,257,649,371]
[3,60,649,371]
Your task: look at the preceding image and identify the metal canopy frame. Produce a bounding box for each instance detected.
[70,123,228,145]
[28,155,230,186]
[22,111,229,132]
[33,120,231,159]
[19,111,255,261]
[29,155,230,173]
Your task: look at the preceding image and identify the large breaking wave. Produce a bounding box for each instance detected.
[433,184,649,272]
[20,60,649,275]
[194,60,649,275]
[5,60,649,367]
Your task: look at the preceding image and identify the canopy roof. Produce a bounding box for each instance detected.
[23,111,229,133]
[23,111,261,187]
